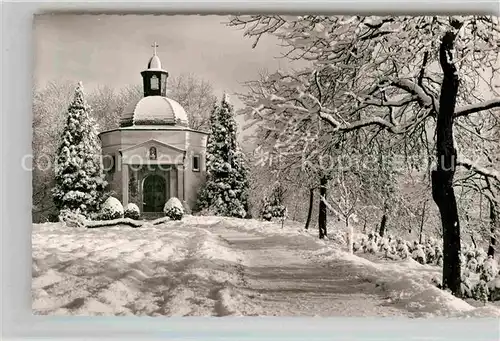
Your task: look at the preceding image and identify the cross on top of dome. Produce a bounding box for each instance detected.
[152,41,159,55]
[147,41,163,70]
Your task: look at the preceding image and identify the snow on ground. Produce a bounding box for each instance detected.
[32,217,500,317]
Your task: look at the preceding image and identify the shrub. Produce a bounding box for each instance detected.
[487,277,500,302]
[164,197,184,220]
[461,274,473,299]
[124,203,140,220]
[473,280,489,304]
[431,276,442,289]
[412,245,426,265]
[467,258,479,273]
[396,241,410,259]
[480,256,498,283]
[99,196,124,220]
[58,209,88,228]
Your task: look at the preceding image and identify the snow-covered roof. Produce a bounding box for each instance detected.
[120,96,189,127]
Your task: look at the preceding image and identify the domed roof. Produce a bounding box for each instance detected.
[121,96,189,127]
[147,54,162,70]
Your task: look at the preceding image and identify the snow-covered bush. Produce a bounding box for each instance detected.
[431,276,442,289]
[124,203,140,220]
[412,245,427,265]
[99,196,124,220]
[461,274,474,299]
[396,240,410,259]
[366,240,377,254]
[466,257,478,273]
[353,240,361,253]
[488,277,500,302]
[425,244,436,264]
[164,197,184,220]
[58,209,87,228]
[435,245,443,266]
[473,280,489,304]
[480,256,498,283]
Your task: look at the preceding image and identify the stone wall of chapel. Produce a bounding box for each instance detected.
[99,127,208,213]
[184,131,208,211]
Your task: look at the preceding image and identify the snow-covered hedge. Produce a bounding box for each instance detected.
[355,232,443,266]
[354,232,500,302]
[86,217,143,229]
[164,197,184,220]
[58,209,87,228]
[124,203,140,220]
[99,196,124,220]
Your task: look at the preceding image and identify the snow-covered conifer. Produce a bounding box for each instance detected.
[197,94,250,218]
[473,280,489,304]
[52,82,106,216]
[260,181,288,225]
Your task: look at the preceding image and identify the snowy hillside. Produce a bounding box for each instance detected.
[32,217,500,317]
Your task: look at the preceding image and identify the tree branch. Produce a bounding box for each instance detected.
[457,157,500,183]
[454,98,500,118]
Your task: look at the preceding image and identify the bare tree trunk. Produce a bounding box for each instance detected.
[471,233,477,249]
[305,188,314,230]
[431,27,463,297]
[319,176,328,239]
[419,200,427,244]
[379,214,387,237]
[488,200,497,258]
[346,217,353,254]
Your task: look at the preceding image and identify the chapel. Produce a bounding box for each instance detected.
[99,43,208,217]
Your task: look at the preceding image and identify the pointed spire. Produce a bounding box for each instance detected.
[222,92,231,104]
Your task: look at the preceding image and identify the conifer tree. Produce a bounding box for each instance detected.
[261,181,288,223]
[52,82,107,216]
[197,94,250,218]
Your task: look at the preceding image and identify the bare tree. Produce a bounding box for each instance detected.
[168,73,217,131]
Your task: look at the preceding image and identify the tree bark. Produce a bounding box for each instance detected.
[305,188,314,230]
[419,200,427,244]
[488,200,497,258]
[319,176,328,239]
[379,214,387,237]
[431,26,463,297]
[346,217,353,254]
[471,233,477,249]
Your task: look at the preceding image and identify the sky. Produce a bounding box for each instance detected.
[33,14,293,110]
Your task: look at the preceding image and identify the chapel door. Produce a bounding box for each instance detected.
[143,174,166,212]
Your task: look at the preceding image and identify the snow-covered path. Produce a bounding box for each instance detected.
[32,217,500,317]
[209,223,406,316]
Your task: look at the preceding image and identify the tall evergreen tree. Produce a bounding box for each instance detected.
[197,94,250,218]
[52,82,107,216]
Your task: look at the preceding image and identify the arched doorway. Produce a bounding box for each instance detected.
[142,174,167,213]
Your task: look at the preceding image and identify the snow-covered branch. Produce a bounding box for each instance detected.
[457,157,500,183]
[454,98,500,118]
